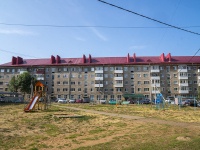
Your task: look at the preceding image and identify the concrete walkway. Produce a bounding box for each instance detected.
[54,105,200,129]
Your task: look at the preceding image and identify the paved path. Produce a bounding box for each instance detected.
[54,105,200,129]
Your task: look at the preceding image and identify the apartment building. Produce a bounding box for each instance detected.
[0,53,200,101]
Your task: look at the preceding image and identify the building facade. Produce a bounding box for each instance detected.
[0,53,200,101]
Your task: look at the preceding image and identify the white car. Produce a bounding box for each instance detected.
[68,99,76,103]
[57,98,67,103]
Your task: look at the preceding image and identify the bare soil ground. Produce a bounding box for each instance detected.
[0,103,200,150]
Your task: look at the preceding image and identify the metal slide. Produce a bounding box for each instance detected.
[24,95,40,112]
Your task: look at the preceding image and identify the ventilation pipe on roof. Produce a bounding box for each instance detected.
[160,53,165,62]
[89,54,92,63]
[56,55,61,64]
[12,56,17,65]
[82,54,86,63]
[166,53,171,62]
[127,53,130,63]
[51,55,56,64]
[17,56,23,64]
[133,53,136,63]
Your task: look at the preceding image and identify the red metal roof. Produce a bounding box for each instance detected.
[1,54,200,67]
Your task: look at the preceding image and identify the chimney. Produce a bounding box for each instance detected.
[82,54,86,63]
[166,53,171,62]
[127,53,130,63]
[133,53,136,63]
[12,56,17,65]
[51,55,56,64]
[56,55,61,64]
[160,53,165,62]
[89,54,92,63]
[17,56,23,64]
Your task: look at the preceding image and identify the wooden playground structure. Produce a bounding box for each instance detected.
[24,81,50,112]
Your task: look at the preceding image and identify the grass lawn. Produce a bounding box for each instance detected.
[0,103,200,150]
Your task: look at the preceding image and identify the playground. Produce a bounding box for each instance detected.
[0,103,200,150]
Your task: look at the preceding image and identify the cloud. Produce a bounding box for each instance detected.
[0,29,37,35]
[91,27,107,41]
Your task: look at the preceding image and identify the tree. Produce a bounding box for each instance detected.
[18,72,33,95]
[8,76,19,92]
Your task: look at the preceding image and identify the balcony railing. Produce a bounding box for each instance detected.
[114,70,123,73]
[114,77,123,80]
[179,90,189,94]
[95,77,103,80]
[95,84,103,88]
[95,70,103,74]
[178,69,187,72]
[114,83,123,87]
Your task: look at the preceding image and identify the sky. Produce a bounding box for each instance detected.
[0,0,200,65]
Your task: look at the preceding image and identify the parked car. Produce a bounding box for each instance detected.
[83,97,90,103]
[99,99,107,104]
[138,99,151,104]
[75,99,83,103]
[0,96,5,103]
[108,99,122,105]
[68,99,76,103]
[127,98,134,104]
[57,98,67,103]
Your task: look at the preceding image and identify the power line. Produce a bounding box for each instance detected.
[0,48,40,59]
[0,22,199,29]
[98,0,200,36]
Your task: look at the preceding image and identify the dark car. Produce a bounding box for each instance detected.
[180,99,198,107]
[138,99,151,104]
[83,98,90,103]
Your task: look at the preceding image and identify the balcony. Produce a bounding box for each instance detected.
[114,70,123,73]
[179,83,188,86]
[178,76,188,79]
[95,70,103,74]
[37,77,44,80]
[151,90,160,94]
[151,76,160,80]
[95,84,103,88]
[95,77,103,80]
[150,69,160,73]
[179,90,189,94]
[114,77,123,80]
[114,83,123,87]
[178,69,187,72]
[151,83,160,87]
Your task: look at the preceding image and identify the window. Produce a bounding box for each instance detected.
[104,67,108,71]
[124,67,128,71]
[137,74,141,77]
[57,75,60,78]
[0,69,4,72]
[138,88,141,92]
[57,88,60,92]
[104,74,108,78]
[71,81,75,85]
[144,81,149,84]
[63,74,68,78]
[143,66,149,71]
[173,66,177,70]
[70,88,75,91]
[174,81,178,84]
[110,67,114,71]
[63,88,68,91]
[57,81,60,85]
[143,74,148,77]
[137,81,141,85]
[78,88,81,91]
[144,88,149,92]
[63,81,68,85]
[117,95,121,100]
